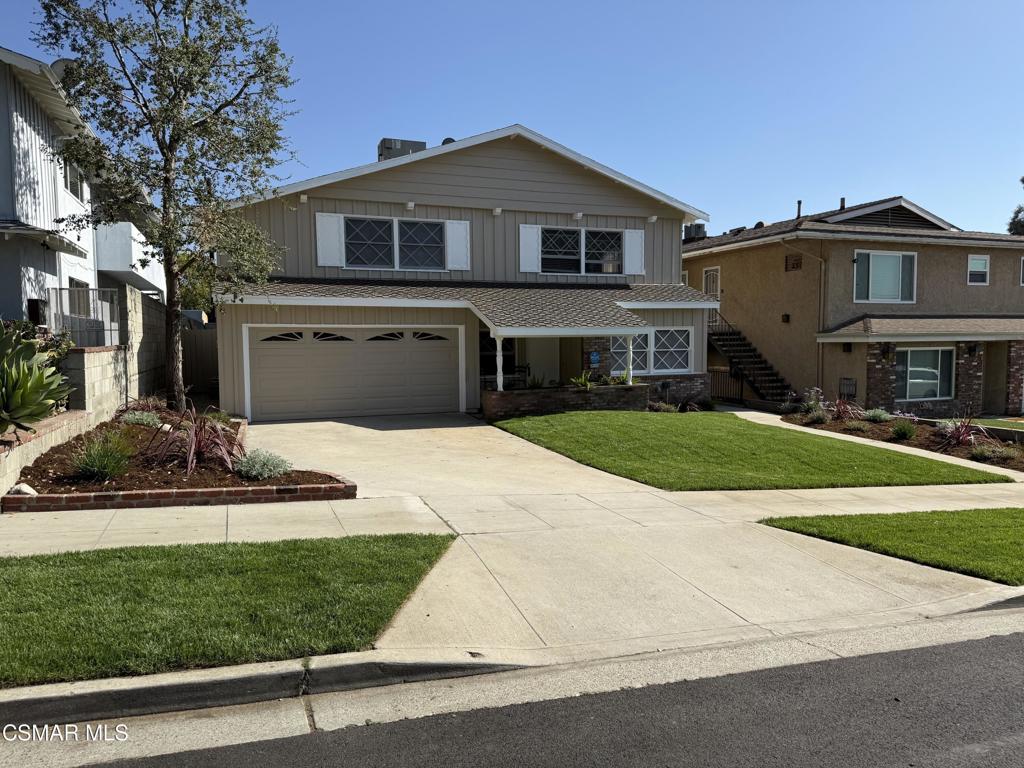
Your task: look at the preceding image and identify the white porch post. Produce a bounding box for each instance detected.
[495,335,504,392]
[625,335,634,385]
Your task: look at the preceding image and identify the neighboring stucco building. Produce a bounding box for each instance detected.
[683,196,1024,417]
[218,125,717,421]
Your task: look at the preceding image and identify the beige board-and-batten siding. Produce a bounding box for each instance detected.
[239,138,685,285]
[216,303,481,419]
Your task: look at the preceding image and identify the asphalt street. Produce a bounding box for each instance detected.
[98,632,1024,768]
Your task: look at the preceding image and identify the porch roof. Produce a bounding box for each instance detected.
[222,278,718,336]
[818,315,1024,342]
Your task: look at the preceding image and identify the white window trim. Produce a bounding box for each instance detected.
[539,225,626,276]
[853,249,918,304]
[340,215,454,272]
[681,270,689,286]
[895,346,956,402]
[609,326,694,376]
[967,254,990,286]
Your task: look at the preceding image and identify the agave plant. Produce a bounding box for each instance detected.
[0,327,73,434]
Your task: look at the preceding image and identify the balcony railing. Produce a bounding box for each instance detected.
[48,287,121,347]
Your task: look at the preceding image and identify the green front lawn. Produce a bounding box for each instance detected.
[975,418,1024,431]
[0,535,453,687]
[763,509,1024,585]
[496,411,1006,491]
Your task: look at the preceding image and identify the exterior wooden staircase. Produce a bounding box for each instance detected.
[708,314,793,402]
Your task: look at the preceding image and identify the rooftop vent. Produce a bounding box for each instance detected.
[727,226,747,236]
[683,222,707,243]
[441,137,456,145]
[377,137,427,162]
[753,221,765,229]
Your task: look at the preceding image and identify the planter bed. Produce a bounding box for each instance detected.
[2,419,355,513]
[783,414,1024,472]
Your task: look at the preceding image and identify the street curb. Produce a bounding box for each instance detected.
[0,655,523,726]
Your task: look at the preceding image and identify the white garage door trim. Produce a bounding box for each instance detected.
[241,323,466,421]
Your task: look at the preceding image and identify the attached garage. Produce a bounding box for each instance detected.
[247,326,463,421]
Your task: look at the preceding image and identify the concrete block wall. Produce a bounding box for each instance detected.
[62,346,128,422]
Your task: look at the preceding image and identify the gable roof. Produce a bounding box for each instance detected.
[681,197,1024,257]
[0,46,88,135]
[234,125,709,221]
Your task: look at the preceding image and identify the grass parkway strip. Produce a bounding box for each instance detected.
[763,508,1024,585]
[496,411,1007,491]
[0,534,453,687]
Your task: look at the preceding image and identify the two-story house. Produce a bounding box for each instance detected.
[0,46,165,342]
[682,196,1024,417]
[218,125,716,421]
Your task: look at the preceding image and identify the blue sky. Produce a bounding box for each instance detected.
[4,0,1021,233]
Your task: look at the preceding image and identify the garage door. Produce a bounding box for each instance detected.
[249,327,460,421]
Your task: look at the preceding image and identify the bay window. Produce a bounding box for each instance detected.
[895,348,954,401]
[610,328,691,374]
[854,250,916,303]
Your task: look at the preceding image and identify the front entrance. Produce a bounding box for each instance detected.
[983,341,1008,414]
[702,266,721,298]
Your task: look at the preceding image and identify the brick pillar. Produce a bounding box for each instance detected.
[1007,341,1024,416]
[864,342,896,410]
[581,337,611,377]
[954,341,984,415]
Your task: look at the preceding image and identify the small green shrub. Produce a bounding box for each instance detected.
[526,375,546,389]
[235,448,293,481]
[863,408,893,423]
[890,420,917,441]
[569,372,593,391]
[73,430,133,481]
[203,408,232,426]
[121,410,162,428]
[845,420,870,433]
[648,401,679,413]
[969,442,1017,463]
[804,407,830,425]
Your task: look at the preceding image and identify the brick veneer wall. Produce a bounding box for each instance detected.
[2,474,356,513]
[642,373,711,405]
[1007,341,1024,416]
[581,337,611,376]
[482,384,649,421]
[866,341,985,418]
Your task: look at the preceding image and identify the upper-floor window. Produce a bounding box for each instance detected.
[342,217,446,271]
[854,250,916,303]
[680,270,689,286]
[967,255,990,285]
[540,227,622,275]
[63,161,84,201]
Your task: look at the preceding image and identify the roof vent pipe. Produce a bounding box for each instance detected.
[840,197,846,210]
[796,200,802,217]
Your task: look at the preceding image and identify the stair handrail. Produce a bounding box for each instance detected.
[708,310,738,336]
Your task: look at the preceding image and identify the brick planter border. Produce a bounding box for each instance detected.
[2,472,356,513]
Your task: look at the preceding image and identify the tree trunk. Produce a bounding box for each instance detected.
[164,258,186,411]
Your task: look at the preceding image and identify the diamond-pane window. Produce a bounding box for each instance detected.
[398,221,445,270]
[609,334,648,373]
[585,230,623,274]
[345,218,394,268]
[653,329,690,372]
[541,228,581,273]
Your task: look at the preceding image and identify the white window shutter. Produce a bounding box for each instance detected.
[519,224,542,273]
[315,212,345,267]
[445,220,471,271]
[623,229,645,275]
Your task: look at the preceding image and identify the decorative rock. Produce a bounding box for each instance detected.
[9,483,37,496]
[159,423,172,432]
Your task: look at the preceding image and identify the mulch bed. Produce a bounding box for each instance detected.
[17,421,335,494]
[783,414,1024,472]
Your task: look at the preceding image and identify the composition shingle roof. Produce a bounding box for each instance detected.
[681,196,1024,255]
[227,278,716,330]
[819,315,1024,340]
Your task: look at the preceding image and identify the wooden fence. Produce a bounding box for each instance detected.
[182,327,218,395]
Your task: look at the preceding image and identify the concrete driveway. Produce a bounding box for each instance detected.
[244,414,1024,665]
[245,414,650,497]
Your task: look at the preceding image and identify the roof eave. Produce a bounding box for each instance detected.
[818,332,1024,343]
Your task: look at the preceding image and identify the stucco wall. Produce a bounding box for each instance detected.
[820,343,868,404]
[685,242,821,392]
